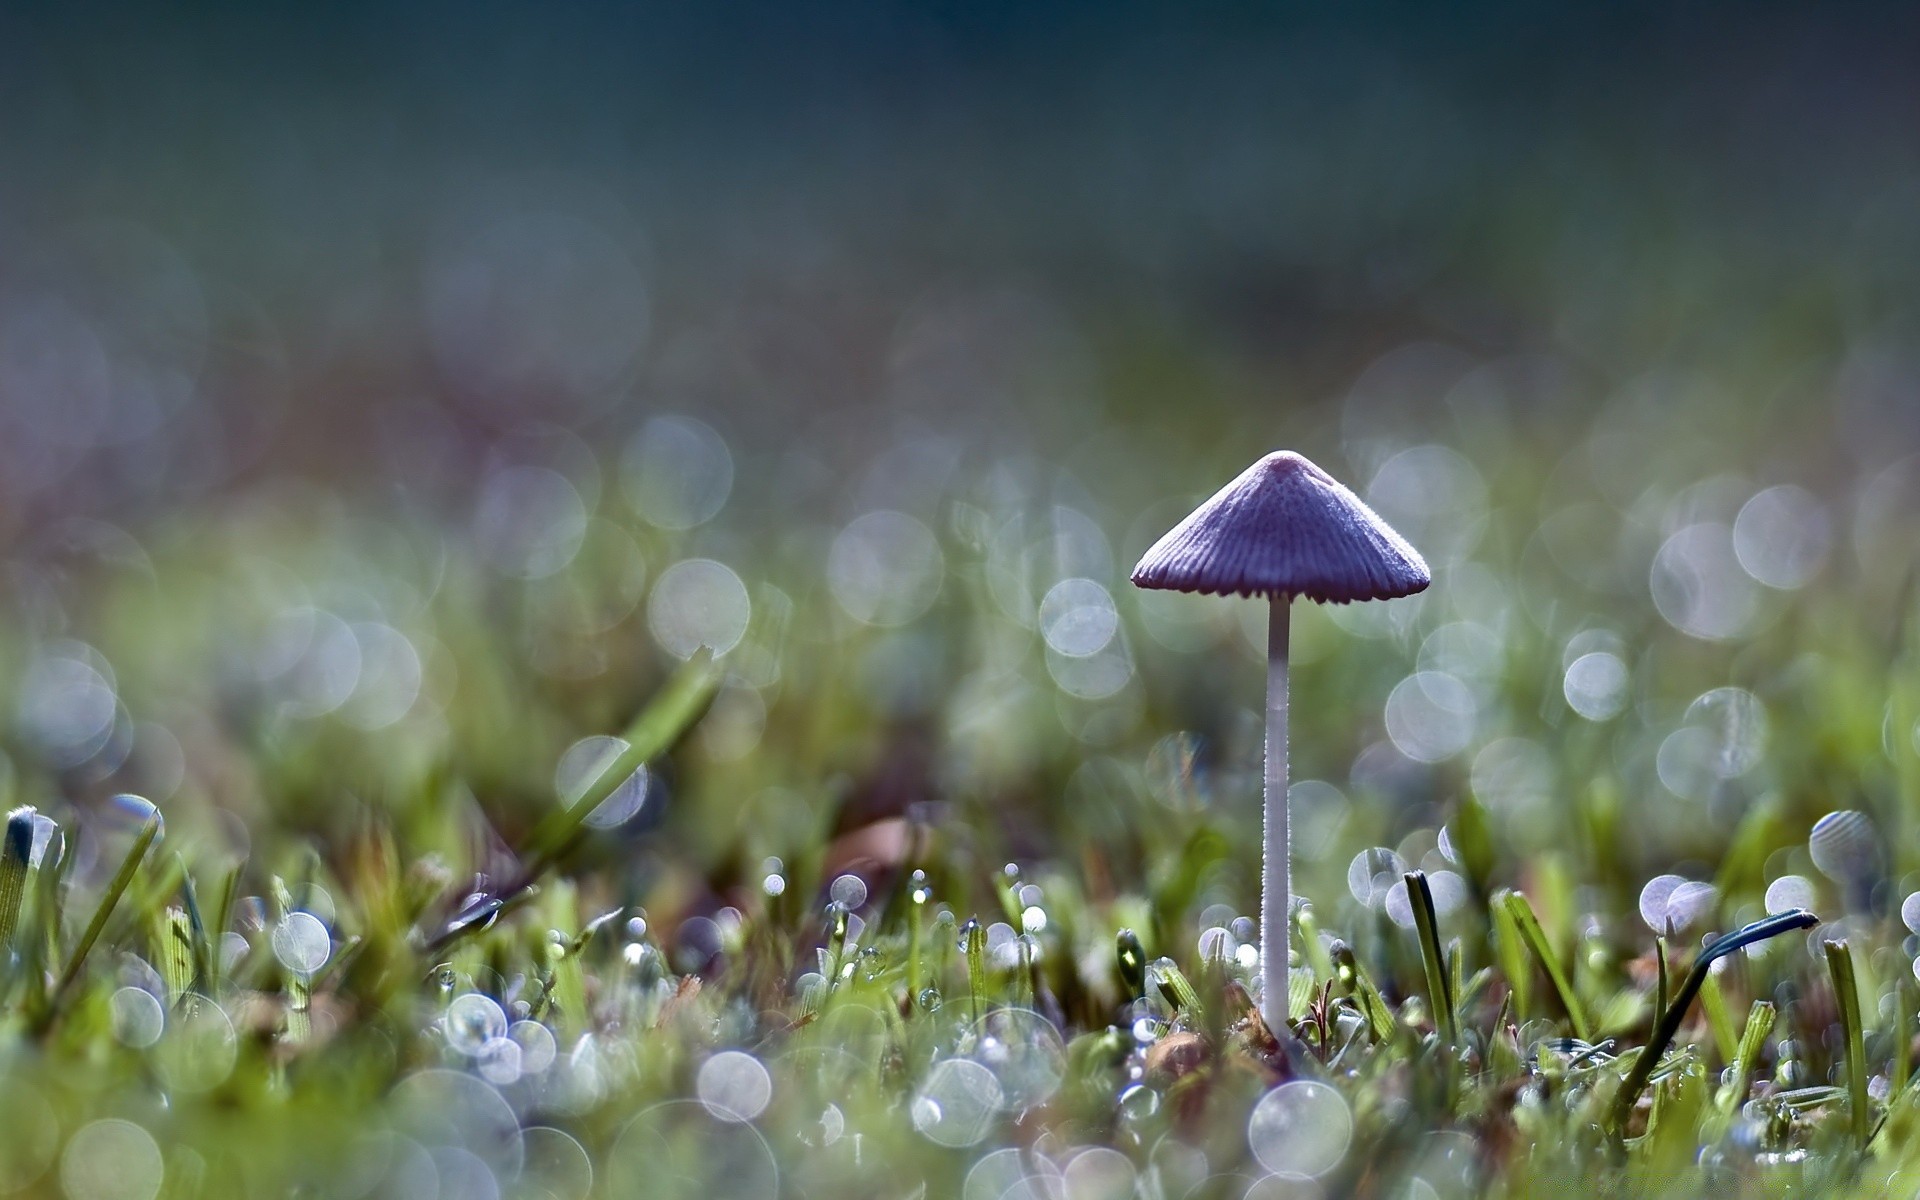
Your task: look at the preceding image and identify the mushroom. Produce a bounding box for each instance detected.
[1132,450,1429,1037]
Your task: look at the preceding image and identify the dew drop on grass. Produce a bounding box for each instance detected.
[829,874,868,909]
[1638,875,1685,933]
[1767,875,1818,914]
[554,735,650,830]
[1247,1080,1352,1179]
[105,792,162,837]
[109,986,164,1049]
[1347,848,1406,908]
[1385,882,1415,929]
[59,1118,162,1200]
[446,994,509,1056]
[1562,651,1629,721]
[697,1050,773,1123]
[270,911,331,975]
[1664,881,1719,932]
[1902,892,1920,933]
[25,810,57,868]
[647,559,751,660]
[1808,810,1881,883]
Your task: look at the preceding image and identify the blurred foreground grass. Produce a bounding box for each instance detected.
[2,387,1920,1199]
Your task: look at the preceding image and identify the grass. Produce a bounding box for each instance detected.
[2,382,1919,1200]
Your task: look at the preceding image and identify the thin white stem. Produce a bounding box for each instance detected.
[1262,597,1291,1035]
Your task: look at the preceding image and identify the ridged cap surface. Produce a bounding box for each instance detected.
[1131,451,1431,602]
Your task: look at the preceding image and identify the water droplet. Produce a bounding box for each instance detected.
[445,993,509,1056]
[109,986,164,1049]
[270,911,331,975]
[1563,651,1629,721]
[829,874,869,910]
[697,1050,773,1122]
[1809,811,1880,883]
[1347,847,1407,907]
[1638,875,1717,935]
[554,735,650,830]
[1247,1081,1352,1178]
[648,559,751,659]
[1768,875,1818,914]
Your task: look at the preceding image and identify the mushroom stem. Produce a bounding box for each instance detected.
[1262,595,1291,1036]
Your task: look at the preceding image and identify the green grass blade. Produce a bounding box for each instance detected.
[49,813,162,1012]
[426,651,721,954]
[1699,971,1738,1066]
[1826,939,1870,1146]
[1896,981,1914,1098]
[1609,908,1818,1136]
[1116,928,1147,1002]
[1490,892,1531,1022]
[1725,1000,1776,1113]
[0,807,35,951]
[1405,871,1456,1045]
[965,918,987,1023]
[522,648,722,863]
[1499,889,1589,1041]
[1330,940,1396,1042]
[1653,936,1669,1030]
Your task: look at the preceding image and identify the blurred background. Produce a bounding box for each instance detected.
[3,1,1919,944]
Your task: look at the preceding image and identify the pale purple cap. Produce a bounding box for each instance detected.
[1131,451,1431,602]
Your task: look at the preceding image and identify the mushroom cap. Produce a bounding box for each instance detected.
[1131,451,1431,602]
